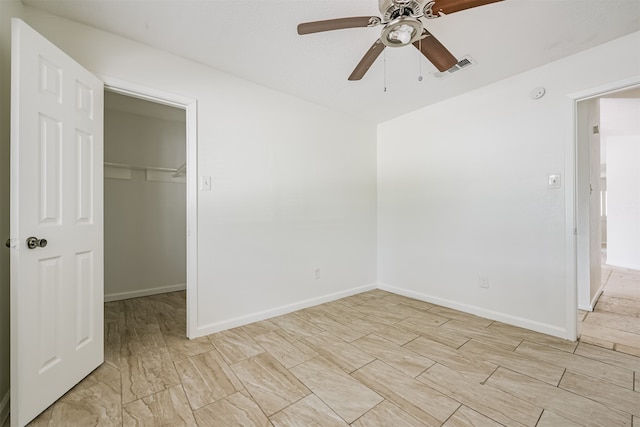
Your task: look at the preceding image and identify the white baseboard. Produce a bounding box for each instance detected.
[0,390,9,427]
[578,281,606,312]
[578,303,593,312]
[588,282,606,311]
[105,283,186,302]
[192,280,571,340]
[377,282,570,340]
[194,283,377,338]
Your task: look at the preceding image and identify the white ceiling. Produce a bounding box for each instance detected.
[23,0,640,123]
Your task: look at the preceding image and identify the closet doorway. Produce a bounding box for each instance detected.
[104,89,188,324]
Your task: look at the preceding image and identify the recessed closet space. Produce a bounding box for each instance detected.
[104,90,187,302]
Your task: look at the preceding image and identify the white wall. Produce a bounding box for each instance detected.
[104,107,187,300]
[7,6,377,337]
[378,32,640,339]
[607,135,640,269]
[105,107,186,170]
[601,98,640,270]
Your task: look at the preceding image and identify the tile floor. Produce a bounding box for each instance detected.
[578,263,640,356]
[8,289,640,426]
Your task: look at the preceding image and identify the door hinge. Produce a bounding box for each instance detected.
[593,125,600,134]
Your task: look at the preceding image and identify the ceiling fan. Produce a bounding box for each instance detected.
[297,0,503,80]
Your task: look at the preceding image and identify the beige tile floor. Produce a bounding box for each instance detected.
[6,289,639,426]
[579,263,640,357]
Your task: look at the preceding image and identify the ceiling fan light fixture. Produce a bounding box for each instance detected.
[380,16,422,47]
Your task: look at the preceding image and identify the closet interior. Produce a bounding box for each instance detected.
[104,91,187,302]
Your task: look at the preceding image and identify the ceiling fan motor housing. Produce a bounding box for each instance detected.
[379,0,431,21]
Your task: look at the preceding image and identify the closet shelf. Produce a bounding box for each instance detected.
[173,163,186,178]
[104,162,184,173]
[104,162,187,183]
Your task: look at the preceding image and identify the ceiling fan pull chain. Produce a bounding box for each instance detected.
[418,37,423,81]
[383,49,387,92]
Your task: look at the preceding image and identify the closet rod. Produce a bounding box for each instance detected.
[173,163,187,178]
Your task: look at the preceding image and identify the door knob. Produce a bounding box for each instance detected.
[26,236,48,249]
[5,239,10,248]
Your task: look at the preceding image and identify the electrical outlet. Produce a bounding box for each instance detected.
[314,268,321,280]
[479,276,489,289]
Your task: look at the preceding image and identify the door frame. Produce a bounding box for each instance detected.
[575,97,602,312]
[102,76,198,338]
[566,75,640,341]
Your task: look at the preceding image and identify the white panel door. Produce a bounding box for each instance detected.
[9,19,104,427]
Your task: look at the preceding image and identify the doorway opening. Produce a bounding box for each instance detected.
[104,90,186,301]
[103,82,198,338]
[576,84,640,352]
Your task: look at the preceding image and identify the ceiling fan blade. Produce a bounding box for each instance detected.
[429,0,503,16]
[348,39,386,81]
[297,16,380,35]
[413,30,458,72]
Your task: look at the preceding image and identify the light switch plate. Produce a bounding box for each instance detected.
[200,176,211,191]
[548,174,561,189]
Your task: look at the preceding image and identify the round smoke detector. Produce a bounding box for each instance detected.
[530,87,546,100]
